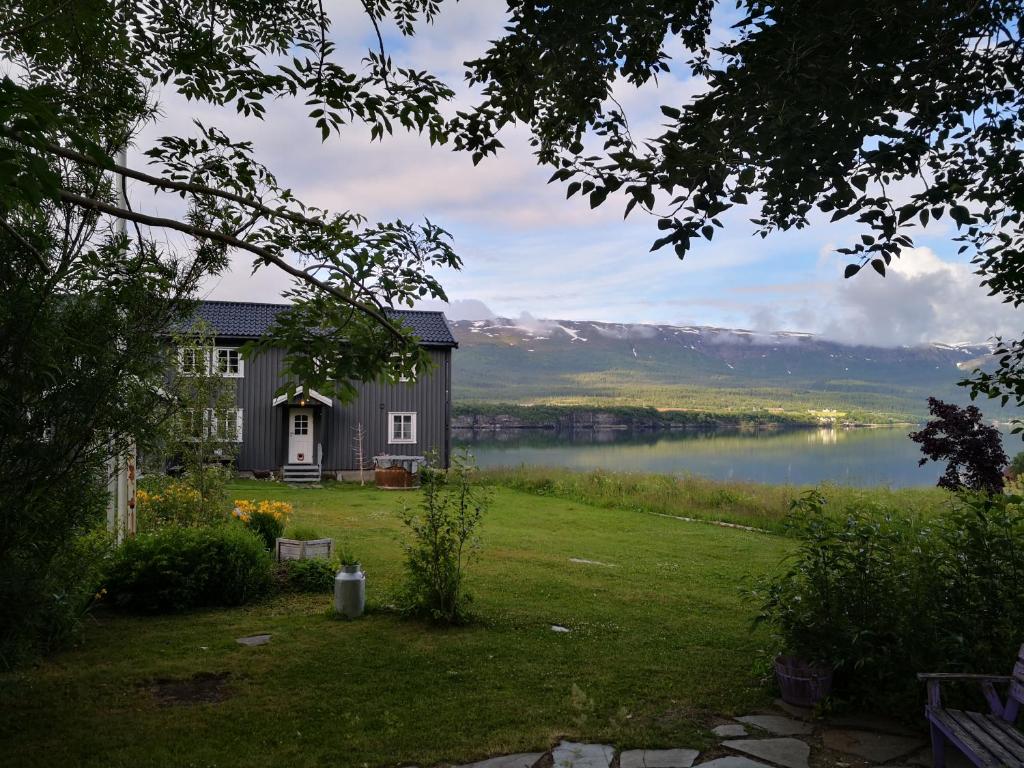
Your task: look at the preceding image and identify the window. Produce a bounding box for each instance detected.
[211,408,244,442]
[177,346,244,378]
[215,347,243,377]
[179,408,206,440]
[388,412,416,444]
[293,413,309,435]
[179,347,203,375]
[178,408,243,442]
[388,353,416,384]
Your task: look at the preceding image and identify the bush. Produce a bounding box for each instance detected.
[104,526,273,613]
[753,490,1024,710]
[399,451,489,624]
[1009,450,1024,480]
[280,558,337,593]
[287,525,323,541]
[136,475,227,531]
[232,499,292,549]
[0,478,113,669]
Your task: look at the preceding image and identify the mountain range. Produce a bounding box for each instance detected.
[448,317,1002,422]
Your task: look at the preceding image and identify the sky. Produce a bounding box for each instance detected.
[134,0,1020,346]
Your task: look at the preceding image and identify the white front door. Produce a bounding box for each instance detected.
[288,408,314,464]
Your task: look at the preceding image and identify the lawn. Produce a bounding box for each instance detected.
[0,481,793,768]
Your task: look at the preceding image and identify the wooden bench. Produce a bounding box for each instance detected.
[918,643,1024,767]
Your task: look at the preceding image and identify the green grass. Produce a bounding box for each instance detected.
[481,466,950,534]
[0,481,794,768]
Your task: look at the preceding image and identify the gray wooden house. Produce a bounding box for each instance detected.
[188,300,457,482]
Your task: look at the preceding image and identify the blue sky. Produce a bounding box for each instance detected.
[137,1,1019,346]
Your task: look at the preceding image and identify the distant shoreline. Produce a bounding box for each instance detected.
[452,402,919,432]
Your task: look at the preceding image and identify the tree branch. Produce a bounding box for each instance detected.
[2,129,332,231]
[0,216,48,270]
[55,189,404,340]
[6,1,71,37]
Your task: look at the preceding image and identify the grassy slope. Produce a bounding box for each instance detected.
[1,482,791,768]
[480,467,949,533]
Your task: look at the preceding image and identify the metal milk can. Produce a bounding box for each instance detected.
[334,564,365,618]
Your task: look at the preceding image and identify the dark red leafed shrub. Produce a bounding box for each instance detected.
[910,398,1007,494]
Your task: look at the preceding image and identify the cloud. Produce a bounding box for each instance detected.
[819,248,1019,345]
[413,298,495,321]
[589,322,658,340]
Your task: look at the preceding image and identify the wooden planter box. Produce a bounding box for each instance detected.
[374,466,419,489]
[275,537,334,562]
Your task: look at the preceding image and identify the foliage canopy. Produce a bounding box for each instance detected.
[5,1,1023,402]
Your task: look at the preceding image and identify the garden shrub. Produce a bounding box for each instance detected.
[136,476,223,530]
[280,558,337,593]
[399,451,490,624]
[753,490,1024,710]
[287,525,323,541]
[104,526,272,613]
[232,499,292,549]
[0,480,113,669]
[1009,450,1024,480]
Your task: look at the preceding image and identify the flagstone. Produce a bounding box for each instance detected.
[235,634,271,646]
[735,715,813,736]
[772,700,814,721]
[551,741,614,768]
[619,748,699,768]
[457,753,545,768]
[821,728,925,763]
[695,757,773,768]
[712,724,748,738]
[825,713,921,737]
[722,738,810,768]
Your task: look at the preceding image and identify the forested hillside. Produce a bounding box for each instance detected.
[450,317,1001,422]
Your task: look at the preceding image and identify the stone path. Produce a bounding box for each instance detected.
[449,699,938,768]
[235,633,271,646]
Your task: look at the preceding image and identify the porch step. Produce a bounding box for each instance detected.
[281,464,322,484]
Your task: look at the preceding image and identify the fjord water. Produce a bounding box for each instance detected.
[454,425,1017,488]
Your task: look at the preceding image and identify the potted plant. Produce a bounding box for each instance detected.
[273,524,334,562]
[333,551,365,618]
[751,492,838,707]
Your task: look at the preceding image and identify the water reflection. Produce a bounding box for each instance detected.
[453,426,1016,488]
[807,428,839,445]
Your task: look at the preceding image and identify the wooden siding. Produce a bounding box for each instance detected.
[231,344,452,472]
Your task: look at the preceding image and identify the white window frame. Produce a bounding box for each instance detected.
[388,353,417,384]
[214,346,244,378]
[180,408,243,442]
[177,346,244,378]
[388,412,417,444]
[179,408,206,440]
[178,347,206,376]
[208,407,244,443]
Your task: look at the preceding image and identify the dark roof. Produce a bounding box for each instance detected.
[192,300,458,347]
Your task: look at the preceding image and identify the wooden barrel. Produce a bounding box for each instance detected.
[375,466,418,489]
